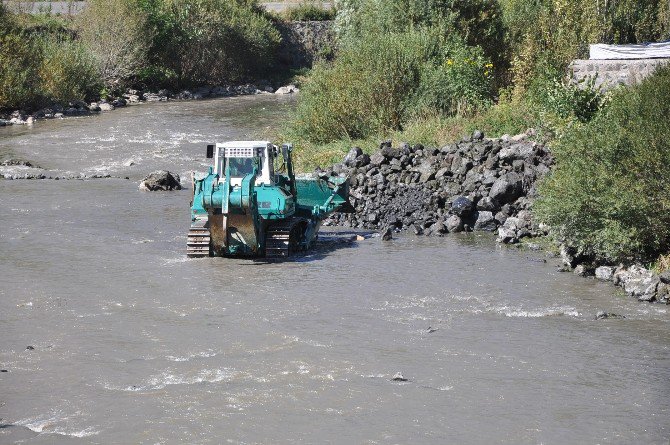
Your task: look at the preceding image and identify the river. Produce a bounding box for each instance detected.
[0,96,669,444]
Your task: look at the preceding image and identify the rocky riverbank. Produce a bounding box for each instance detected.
[322,131,669,304]
[324,130,551,242]
[0,83,299,126]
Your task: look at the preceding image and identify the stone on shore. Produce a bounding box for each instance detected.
[595,266,615,281]
[275,84,299,95]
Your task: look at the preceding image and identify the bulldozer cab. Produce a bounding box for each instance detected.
[212,141,275,186]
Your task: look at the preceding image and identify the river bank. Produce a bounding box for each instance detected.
[0,83,299,127]
[322,133,670,305]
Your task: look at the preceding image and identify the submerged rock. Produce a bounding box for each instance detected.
[380,226,393,241]
[139,170,182,191]
[595,311,626,320]
[391,372,408,382]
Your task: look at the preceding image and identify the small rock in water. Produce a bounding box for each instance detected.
[595,311,626,320]
[381,226,393,241]
[391,372,408,382]
[427,326,438,333]
[25,346,35,350]
[139,170,182,191]
[0,369,8,372]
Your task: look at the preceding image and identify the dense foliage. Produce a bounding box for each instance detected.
[0,0,281,109]
[292,0,498,143]
[0,5,98,109]
[135,0,280,88]
[534,66,670,264]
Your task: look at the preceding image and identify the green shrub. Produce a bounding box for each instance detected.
[0,32,42,109]
[37,36,99,104]
[140,0,281,87]
[292,27,493,143]
[282,3,336,21]
[410,38,493,118]
[77,0,150,91]
[335,0,504,63]
[534,66,670,264]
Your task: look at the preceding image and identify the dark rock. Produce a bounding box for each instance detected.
[489,172,523,204]
[381,226,393,241]
[427,326,438,333]
[659,271,670,284]
[472,130,484,141]
[344,147,363,166]
[391,372,408,382]
[1,159,35,167]
[139,170,182,191]
[369,152,386,167]
[26,346,34,350]
[595,311,626,320]
[476,196,496,211]
[474,211,497,231]
[451,196,475,217]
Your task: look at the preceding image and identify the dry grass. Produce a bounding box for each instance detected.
[655,254,670,273]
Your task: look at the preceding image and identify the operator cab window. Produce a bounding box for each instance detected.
[227,158,255,177]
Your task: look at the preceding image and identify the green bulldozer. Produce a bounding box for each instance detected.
[187,141,349,258]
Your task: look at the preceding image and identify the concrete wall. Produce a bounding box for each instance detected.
[571,58,670,90]
[277,21,336,69]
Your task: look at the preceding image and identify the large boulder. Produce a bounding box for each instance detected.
[613,265,659,301]
[595,266,615,281]
[275,84,299,95]
[474,211,497,231]
[489,172,523,204]
[139,170,182,191]
[445,215,463,233]
[343,147,363,167]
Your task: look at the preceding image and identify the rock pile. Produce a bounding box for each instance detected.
[325,131,553,241]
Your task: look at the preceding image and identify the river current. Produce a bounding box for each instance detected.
[0,96,668,444]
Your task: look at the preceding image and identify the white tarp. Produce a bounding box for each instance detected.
[590,42,670,60]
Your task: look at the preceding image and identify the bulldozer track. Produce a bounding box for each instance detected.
[187,222,211,258]
[265,218,305,259]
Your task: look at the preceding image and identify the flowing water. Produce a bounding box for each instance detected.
[0,96,669,444]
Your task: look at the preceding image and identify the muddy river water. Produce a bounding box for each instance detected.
[0,96,669,444]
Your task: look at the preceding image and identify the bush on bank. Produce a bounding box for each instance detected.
[291,0,497,144]
[0,0,282,109]
[137,0,281,88]
[534,66,670,264]
[0,5,99,110]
